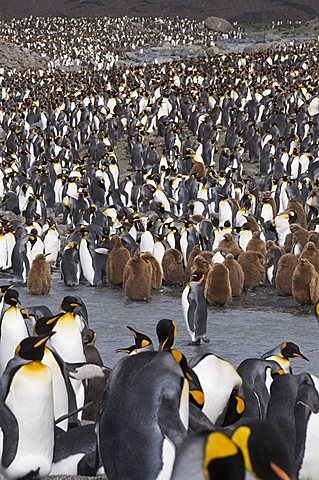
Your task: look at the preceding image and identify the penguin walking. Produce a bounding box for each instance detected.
[0,334,55,480]
[182,271,208,345]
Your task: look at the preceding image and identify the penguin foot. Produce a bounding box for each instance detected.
[186,340,201,346]
[203,338,210,343]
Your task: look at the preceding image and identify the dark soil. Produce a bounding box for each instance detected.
[0,0,318,24]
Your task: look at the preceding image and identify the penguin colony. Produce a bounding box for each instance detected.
[0,287,319,480]
[0,12,318,479]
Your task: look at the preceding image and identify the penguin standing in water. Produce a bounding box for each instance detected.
[0,289,29,375]
[0,334,55,480]
[182,271,208,345]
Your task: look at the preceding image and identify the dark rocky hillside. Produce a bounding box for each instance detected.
[0,0,318,23]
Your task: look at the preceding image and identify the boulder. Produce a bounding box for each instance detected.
[206,46,221,57]
[243,42,279,53]
[205,16,233,33]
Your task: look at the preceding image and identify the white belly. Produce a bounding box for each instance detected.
[0,308,28,375]
[3,363,54,479]
[79,240,95,285]
[43,348,69,432]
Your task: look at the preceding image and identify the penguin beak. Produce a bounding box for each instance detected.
[270,462,292,480]
[126,326,137,338]
[34,332,55,348]
[293,353,308,361]
[46,314,62,325]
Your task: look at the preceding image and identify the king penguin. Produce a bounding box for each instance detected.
[0,289,29,376]
[171,431,245,480]
[0,334,55,480]
[98,350,190,480]
[261,341,308,373]
[182,271,208,345]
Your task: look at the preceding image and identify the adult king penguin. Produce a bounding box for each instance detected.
[98,350,190,480]
[182,271,208,345]
[0,289,29,375]
[0,334,55,480]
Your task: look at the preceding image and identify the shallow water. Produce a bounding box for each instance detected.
[13,270,319,376]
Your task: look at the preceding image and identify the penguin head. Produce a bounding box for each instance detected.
[170,349,204,408]
[156,319,176,351]
[232,420,296,480]
[204,431,245,480]
[126,325,153,351]
[0,284,13,296]
[189,271,205,284]
[60,296,81,313]
[82,327,96,345]
[222,393,246,427]
[116,345,137,355]
[4,288,20,306]
[34,314,63,336]
[280,342,308,361]
[15,333,55,362]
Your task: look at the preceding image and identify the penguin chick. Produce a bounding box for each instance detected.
[27,253,51,295]
[190,160,206,180]
[275,253,299,296]
[187,251,215,280]
[185,245,202,279]
[246,231,267,258]
[300,241,319,274]
[287,197,307,228]
[161,248,184,285]
[290,223,310,256]
[141,252,162,290]
[237,251,265,289]
[123,251,152,301]
[223,253,244,297]
[292,258,319,305]
[218,233,239,252]
[190,255,211,285]
[204,263,231,306]
[106,235,130,286]
[308,232,319,249]
[243,215,260,233]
